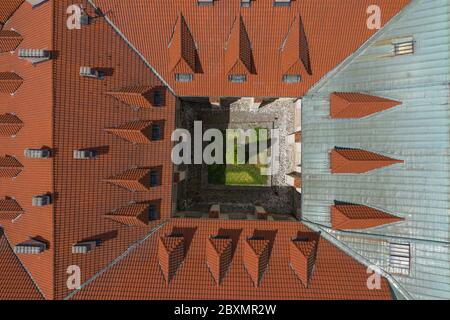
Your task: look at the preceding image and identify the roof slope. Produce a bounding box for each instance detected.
[93,0,410,97]
[0,228,43,300]
[51,0,176,300]
[0,0,55,299]
[70,219,393,300]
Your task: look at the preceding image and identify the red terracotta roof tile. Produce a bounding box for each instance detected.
[331,203,404,230]
[0,155,23,178]
[0,0,23,25]
[0,197,23,220]
[0,71,23,94]
[0,229,43,300]
[71,219,393,300]
[0,0,55,299]
[281,14,312,76]
[330,92,402,119]
[105,201,155,227]
[0,30,23,52]
[105,168,154,192]
[107,85,161,108]
[331,147,403,174]
[158,234,185,283]
[105,120,154,144]
[244,237,270,287]
[0,113,23,136]
[225,15,254,76]
[93,0,410,97]
[290,232,319,288]
[169,14,199,74]
[206,236,233,285]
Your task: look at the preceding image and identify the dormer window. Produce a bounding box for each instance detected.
[228,74,247,83]
[150,170,159,187]
[283,74,301,83]
[153,91,163,106]
[392,37,414,56]
[274,0,291,7]
[198,0,214,6]
[148,204,159,220]
[241,0,252,7]
[152,123,162,141]
[175,73,193,82]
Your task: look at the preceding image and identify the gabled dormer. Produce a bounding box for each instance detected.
[225,15,255,82]
[106,120,164,144]
[107,85,165,108]
[158,233,185,283]
[330,92,402,119]
[243,236,270,287]
[206,235,233,285]
[0,30,23,53]
[0,113,23,137]
[106,167,161,192]
[169,14,199,82]
[105,201,160,227]
[0,197,23,220]
[289,232,319,288]
[280,14,311,83]
[0,1,23,27]
[331,147,403,174]
[331,201,404,230]
[0,72,23,94]
[0,155,23,178]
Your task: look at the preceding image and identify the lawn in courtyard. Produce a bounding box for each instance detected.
[208,128,269,186]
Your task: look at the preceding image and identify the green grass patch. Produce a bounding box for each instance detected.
[208,128,269,186]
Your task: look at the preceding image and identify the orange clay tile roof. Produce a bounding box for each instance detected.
[105,201,155,227]
[225,15,255,76]
[0,0,23,25]
[158,234,186,283]
[290,232,319,288]
[244,237,270,287]
[106,168,154,192]
[169,14,199,74]
[206,236,233,285]
[331,203,404,230]
[69,219,393,300]
[330,92,402,119]
[0,0,55,298]
[0,228,43,300]
[0,30,23,53]
[281,14,312,76]
[93,0,410,97]
[331,147,404,174]
[0,71,23,93]
[0,197,24,220]
[0,0,411,300]
[0,113,23,136]
[105,120,155,144]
